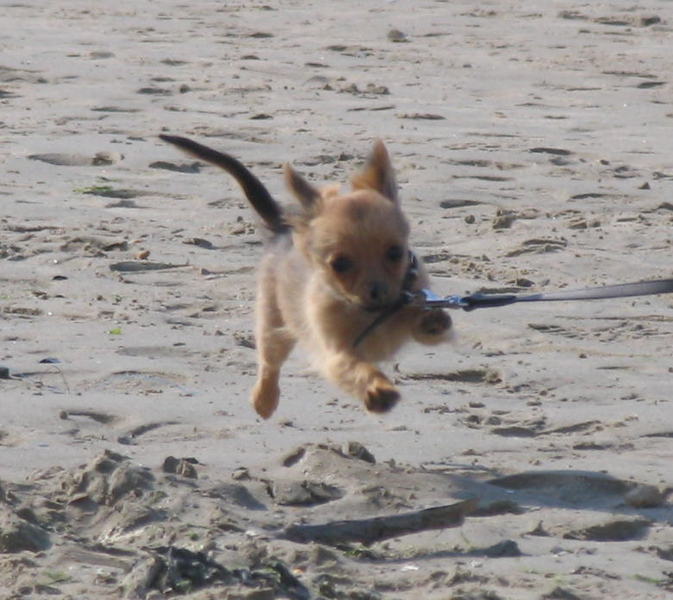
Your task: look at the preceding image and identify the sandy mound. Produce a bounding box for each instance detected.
[0,443,670,598]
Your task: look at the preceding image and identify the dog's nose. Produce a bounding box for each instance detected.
[369,282,390,304]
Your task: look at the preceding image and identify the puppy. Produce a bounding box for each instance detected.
[160,135,451,418]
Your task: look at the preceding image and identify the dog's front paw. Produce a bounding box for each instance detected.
[414,309,452,344]
[420,309,452,335]
[364,378,400,413]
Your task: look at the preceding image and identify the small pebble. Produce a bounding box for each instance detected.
[388,29,409,42]
[232,467,250,481]
[92,151,123,166]
[625,484,664,508]
[162,456,198,479]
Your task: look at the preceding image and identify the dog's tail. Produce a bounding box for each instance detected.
[159,134,287,234]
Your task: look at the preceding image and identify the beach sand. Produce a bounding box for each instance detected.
[2,1,673,598]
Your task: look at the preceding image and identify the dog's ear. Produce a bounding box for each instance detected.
[351,140,398,203]
[284,165,322,213]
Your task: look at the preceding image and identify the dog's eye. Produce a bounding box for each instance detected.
[385,245,405,263]
[330,255,354,274]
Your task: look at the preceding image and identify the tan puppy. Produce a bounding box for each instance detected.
[160,135,451,418]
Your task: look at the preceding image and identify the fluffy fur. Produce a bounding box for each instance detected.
[160,135,451,418]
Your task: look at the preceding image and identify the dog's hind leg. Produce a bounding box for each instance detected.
[251,331,295,419]
[251,285,296,419]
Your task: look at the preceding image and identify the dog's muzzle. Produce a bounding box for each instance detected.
[354,251,420,340]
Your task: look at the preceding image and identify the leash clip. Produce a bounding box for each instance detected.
[407,289,470,310]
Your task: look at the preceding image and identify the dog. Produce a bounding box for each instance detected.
[160,134,452,418]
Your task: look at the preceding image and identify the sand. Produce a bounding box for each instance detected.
[2,1,673,598]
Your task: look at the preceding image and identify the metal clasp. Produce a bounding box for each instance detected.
[407,289,469,310]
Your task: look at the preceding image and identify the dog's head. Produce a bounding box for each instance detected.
[284,141,411,311]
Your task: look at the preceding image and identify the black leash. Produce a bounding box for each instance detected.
[412,278,673,311]
[354,276,673,348]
